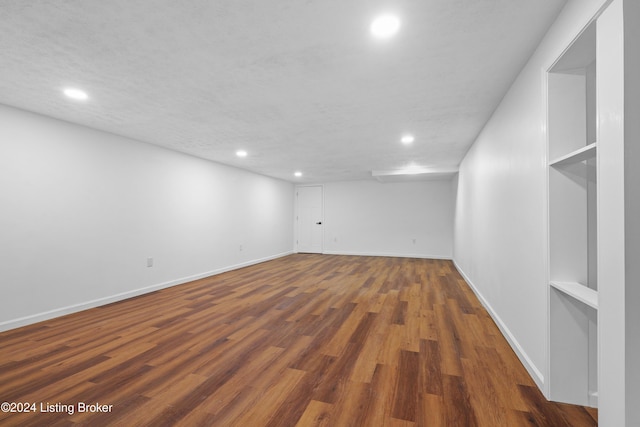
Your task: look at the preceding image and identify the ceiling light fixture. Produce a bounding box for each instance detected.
[401,134,415,145]
[236,150,248,157]
[63,87,88,101]
[370,14,401,39]
[402,162,425,174]
[294,171,303,177]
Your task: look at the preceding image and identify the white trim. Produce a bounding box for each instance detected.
[543,61,552,401]
[0,251,294,332]
[322,250,451,260]
[453,260,546,391]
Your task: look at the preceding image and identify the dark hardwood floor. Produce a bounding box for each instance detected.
[0,254,597,426]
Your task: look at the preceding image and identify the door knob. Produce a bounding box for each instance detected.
[316,221,322,225]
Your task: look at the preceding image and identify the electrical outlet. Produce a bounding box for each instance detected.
[147,257,154,267]
[239,245,243,251]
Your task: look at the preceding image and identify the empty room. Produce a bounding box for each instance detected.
[0,0,638,426]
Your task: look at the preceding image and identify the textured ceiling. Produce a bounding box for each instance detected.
[0,0,566,183]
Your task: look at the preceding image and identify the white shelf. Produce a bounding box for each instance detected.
[550,281,598,310]
[549,143,597,166]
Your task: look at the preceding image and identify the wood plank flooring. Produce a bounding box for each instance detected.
[0,254,598,426]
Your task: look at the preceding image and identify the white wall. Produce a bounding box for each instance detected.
[0,104,294,331]
[453,0,608,393]
[319,179,453,259]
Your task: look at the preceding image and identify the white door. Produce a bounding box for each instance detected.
[297,186,323,253]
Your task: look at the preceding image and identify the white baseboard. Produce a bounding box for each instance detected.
[0,251,294,332]
[321,250,452,260]
[453,260,545,391]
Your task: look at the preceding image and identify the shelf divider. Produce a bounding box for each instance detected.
[549,142,597,166]
[550,281,598,309]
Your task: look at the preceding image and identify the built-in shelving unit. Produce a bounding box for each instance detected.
[547,20,598,408]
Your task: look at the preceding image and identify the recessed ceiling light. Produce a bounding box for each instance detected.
[370,14,401,39]
[401,134,415,144]
[236,150,248,158]
[63,87,88,101]
[294,171,303,177]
